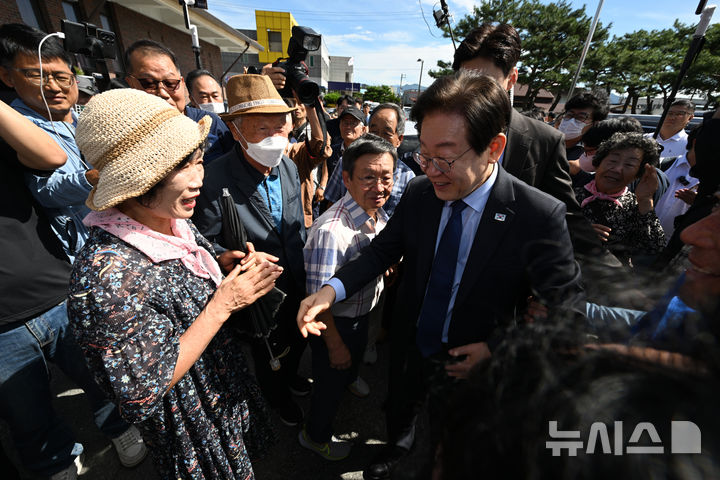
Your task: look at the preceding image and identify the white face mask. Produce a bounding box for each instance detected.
[238,130,288,168]
[578,152,596,172]
[197,102,226,114]
[558,118,587,140]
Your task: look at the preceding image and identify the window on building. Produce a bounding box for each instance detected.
[268,31,282,52]
[61,1,80,22]
[345,72,350,83]
[16,0,44,29]
[309,55,314,67]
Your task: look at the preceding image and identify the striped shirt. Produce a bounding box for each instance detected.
[304,191,388,318]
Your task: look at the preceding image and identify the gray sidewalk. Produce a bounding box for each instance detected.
[1,343,390,480]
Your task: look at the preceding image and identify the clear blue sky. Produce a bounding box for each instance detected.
[206,0,717,87]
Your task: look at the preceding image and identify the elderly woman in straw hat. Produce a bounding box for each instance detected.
[67,88,282,479]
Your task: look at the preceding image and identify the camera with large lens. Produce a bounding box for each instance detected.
[273,26,321,105]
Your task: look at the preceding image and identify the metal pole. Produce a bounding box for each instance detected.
[566,0,604,101]
[417,59,424,103]
[653,5,715,139]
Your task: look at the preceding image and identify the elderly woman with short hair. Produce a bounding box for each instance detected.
[68,88,282,480]
[575,132,666,265]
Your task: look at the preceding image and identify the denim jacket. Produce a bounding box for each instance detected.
[13,99,91,262]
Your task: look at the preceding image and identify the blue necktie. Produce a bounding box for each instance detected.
[416,200,467,357]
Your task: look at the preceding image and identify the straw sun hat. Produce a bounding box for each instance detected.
[220,74,296,121]
[76,88,211,211]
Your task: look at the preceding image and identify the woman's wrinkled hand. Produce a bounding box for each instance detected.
[634,164,659,201]
[211,261,283,317]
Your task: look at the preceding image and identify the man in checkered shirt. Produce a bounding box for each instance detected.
[298,134,396,460]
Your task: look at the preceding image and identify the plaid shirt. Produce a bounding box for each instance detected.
[324,153,415,217]
[304,191,388,318]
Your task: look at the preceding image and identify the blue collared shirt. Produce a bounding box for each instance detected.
[324,155,415,217]
[13,98,91,261]
[305,191,388,318]
[257,170,283,232]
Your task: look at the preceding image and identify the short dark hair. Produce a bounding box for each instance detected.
[582,116,644,148]
[185,69,217,94]
[124,39,180,75]
[371,103,405,136]
[565,91,610,122]
[411,70,511,155]
[0,23,72,68]
[338,94,355,107]
[452,23,521,76]
[592,132,660,177]
[670,99,694,113]
[342,133,397,178]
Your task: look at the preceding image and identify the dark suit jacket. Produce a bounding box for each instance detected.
[334,166,584,351]
[193,144,306,296]
[504,110,604,257]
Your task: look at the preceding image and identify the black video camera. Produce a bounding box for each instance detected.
[62,20,117,60]
[272,26,321,105]
[61,20,117,93]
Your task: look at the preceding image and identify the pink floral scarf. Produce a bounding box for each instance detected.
[84,208,223,286]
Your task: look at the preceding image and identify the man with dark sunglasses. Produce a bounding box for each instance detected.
[124,40,233,163]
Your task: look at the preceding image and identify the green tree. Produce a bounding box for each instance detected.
[431,0,610,110]
[324,91,341,106]
[362,85,401,104]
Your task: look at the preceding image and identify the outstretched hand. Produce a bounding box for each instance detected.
[296,285,336,337]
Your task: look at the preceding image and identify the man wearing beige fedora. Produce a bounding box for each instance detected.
[194,74,310,426]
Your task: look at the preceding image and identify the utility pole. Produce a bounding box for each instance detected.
[417,59,424,104]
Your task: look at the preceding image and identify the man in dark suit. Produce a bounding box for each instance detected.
[297,71,584,479]
[194,74,308,427]
[452,23,610,262]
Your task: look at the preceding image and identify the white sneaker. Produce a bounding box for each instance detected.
[363,344,378,364]
[49,453,84,480]
[347,376,370,398]
[111,425,148,467]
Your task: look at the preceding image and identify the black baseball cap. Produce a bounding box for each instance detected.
[339,105,366,125]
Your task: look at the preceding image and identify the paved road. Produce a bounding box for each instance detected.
[1,342,390,480]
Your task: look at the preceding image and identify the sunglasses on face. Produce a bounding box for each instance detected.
[129,74,182,92]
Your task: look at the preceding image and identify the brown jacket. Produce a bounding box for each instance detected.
[287,137,332,228]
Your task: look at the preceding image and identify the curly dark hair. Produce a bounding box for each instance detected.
[592,132,661,179]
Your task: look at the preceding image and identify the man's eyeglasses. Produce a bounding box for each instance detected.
[13,68,75,88]
[666,110,692,118]
[562,110,591,122]
[413,147,473,174]
[357,175,393,188]
[129,74,182,92]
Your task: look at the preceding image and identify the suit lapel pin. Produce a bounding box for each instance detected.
[494,213,506,222]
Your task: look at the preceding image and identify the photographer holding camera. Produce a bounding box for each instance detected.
[261,26,332,227]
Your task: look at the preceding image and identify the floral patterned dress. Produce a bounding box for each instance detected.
[68,223,275,480]
[575,185,666,265]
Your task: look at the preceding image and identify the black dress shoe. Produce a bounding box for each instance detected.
[363,445,409,480]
